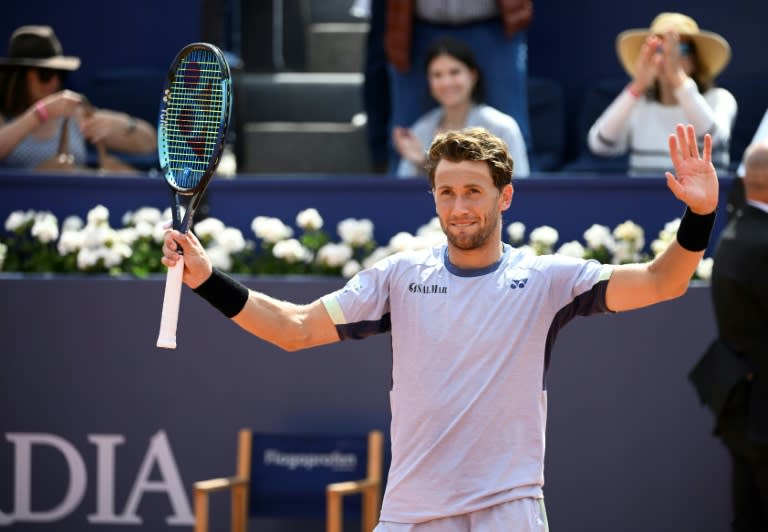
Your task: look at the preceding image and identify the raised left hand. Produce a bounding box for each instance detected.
[665,123,718,214]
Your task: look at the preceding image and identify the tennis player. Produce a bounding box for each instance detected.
[162,123,718,530]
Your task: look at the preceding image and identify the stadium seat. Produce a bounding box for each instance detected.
[527,77,566,172]
[193,429,384,532]
[561,78,629,173]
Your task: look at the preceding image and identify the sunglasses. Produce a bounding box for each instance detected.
[36,68,68,83]
[655,41,694,56]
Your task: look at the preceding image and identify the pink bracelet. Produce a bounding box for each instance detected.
[34,101,49,122]
[626,84,642,99]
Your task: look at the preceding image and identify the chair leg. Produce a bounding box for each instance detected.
[362,488,379,532]
[326,491,342,532]
[232,484,247,532]
[194,489,209,532]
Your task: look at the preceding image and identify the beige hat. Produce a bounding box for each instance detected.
[616,13,730,82]
[0,25,80,71]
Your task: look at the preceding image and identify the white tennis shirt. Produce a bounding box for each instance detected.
[321,243,613,522]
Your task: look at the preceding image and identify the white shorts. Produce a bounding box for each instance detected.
[374,497,549,532]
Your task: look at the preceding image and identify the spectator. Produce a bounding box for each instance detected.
[691,140,768,531]
[352,0,392,173]
[385,0,532,172]
[588,12,736,176]
[0,25,157,169]
[393,36,529,177]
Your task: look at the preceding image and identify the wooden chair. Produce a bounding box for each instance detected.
[193,429,384,532]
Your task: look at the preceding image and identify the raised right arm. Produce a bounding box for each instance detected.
[162,229,341,352]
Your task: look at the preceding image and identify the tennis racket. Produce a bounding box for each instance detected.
[156,43,232,349]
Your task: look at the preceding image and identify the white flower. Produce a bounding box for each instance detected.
[556,240,585,258]
[362,246,393,269]
[696,257,714,280]
[613,220,645,246]
[207,245,233,271]
[76,247,99,270]
[116,227,139,246]
[0,241,6,269]
[664,218,681,234]
[152,221,168,243]
[57,230,86,255]
[194,217,226,241]
[389,232,417,252]
[415,231,446,248]
[31,212,59,243]
[296,208,323,231]
[5,210,34,231]
[337,218,374,246]
[103,244,131,268]
[341,260,361,278]
[252,216,293,243]
[612,240,636,264]
[133,220,155,239]
[506,221,526,243]
[215,227,246,253]
[87,205,110,226]
[316,243,353,267]
[272,238,311,263]
[132,207,163,226]
[516,244,536,255]
[530,225,559,246]
[81,225,115,249]
[62,215,83,231]
[416,217,442,236]
[583,224,615,250]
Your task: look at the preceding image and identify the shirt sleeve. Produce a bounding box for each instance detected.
[321,258,394,339]
[676,80,737,146]
[587,88,636,156]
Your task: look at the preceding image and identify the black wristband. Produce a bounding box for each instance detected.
[676,207,716,252]
[192,268,249,318]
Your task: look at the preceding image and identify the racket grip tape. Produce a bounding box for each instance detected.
[156,257,184,349]
[193,268,250,318]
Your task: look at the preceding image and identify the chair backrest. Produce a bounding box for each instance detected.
[246,430,379,519]
[561,78,629,173]
[527,77,566,172]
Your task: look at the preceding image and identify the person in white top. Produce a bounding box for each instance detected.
[393,36,529,178]
[588,12,737,176]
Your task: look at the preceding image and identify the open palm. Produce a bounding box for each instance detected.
[665,123,719,215]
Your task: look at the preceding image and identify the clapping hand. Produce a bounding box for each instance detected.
[630,35,663,94]
[665,124,718,215]
[657,31,687,89]
[393,126,426,167]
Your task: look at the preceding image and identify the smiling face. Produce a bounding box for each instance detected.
[433,159,513,255]
[427,53,478,109]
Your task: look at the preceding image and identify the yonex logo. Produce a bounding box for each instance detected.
[510,278,528,289]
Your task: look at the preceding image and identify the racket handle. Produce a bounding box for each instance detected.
[156,257,184,349]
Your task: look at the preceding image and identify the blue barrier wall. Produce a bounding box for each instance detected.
[0,171,736,254]
[0,277,729,531]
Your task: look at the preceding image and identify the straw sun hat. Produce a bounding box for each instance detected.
[616,13,730,82]
[0,25,80,71]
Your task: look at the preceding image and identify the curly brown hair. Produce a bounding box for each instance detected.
[424,127,514,190]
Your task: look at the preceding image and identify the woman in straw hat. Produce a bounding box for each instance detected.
[0,25,156,169]
[587,12,736,176]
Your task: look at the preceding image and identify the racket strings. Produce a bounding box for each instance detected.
[162,51,227,189]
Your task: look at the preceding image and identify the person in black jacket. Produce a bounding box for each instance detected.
[709,140,768,531]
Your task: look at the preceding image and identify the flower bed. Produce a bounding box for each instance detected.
[0,205,713,280]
